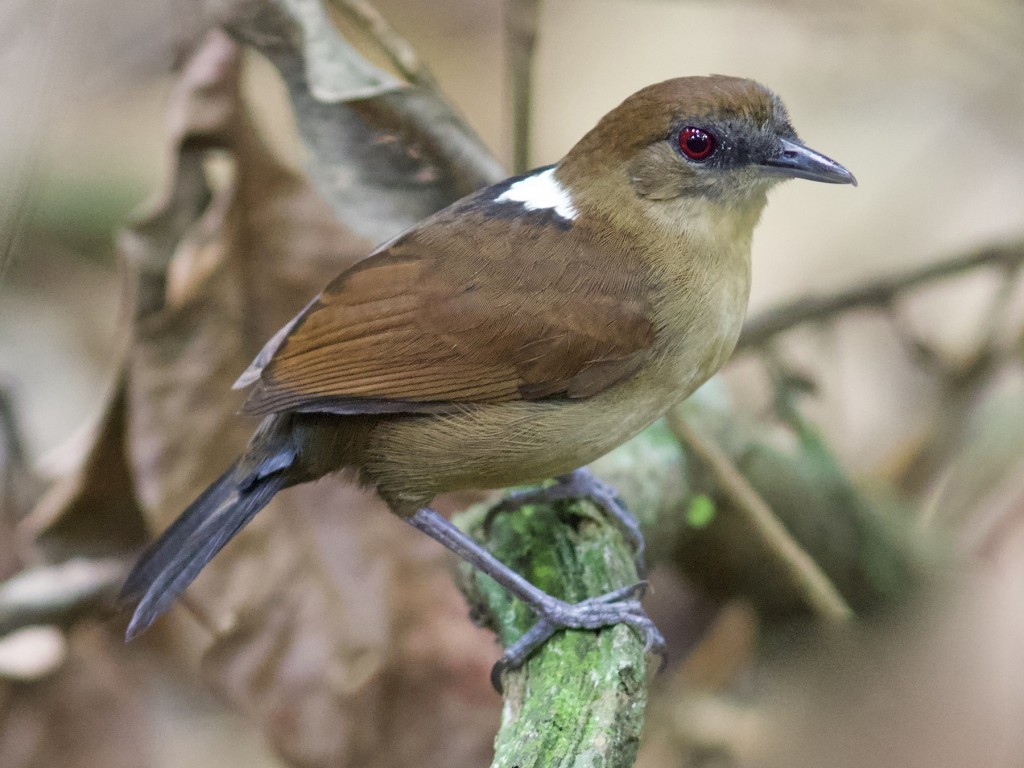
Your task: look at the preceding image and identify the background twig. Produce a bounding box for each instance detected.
[666,408,854,622]
[506,0,540,173]
[738,240,1024,349]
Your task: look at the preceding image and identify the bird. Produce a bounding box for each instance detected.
[120,75,855,681]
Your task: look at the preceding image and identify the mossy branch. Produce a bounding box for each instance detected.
[456,498,652,768]
[450,428,684,768]
[444,423,687,768]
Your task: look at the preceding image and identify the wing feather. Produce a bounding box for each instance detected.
[240,200,658,416]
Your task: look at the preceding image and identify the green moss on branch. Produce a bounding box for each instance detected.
[456,497,652,768]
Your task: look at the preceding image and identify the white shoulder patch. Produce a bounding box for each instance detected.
[494,167,578,221]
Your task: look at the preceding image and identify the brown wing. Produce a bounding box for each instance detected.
[238,203,658,416]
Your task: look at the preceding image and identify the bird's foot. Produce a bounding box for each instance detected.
[486,467,647,575]
[405,508,663,694]
[491,581,666,691]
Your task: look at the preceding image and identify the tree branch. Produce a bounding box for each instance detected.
[666,408,854,623]
[456,497,652,768]
[452,427,689,767]
[506,0,540,173]
[738,240,1024,349]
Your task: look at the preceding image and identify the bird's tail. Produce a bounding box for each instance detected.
[120,445,295,640]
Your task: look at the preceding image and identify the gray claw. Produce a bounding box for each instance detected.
[489,583,665,692]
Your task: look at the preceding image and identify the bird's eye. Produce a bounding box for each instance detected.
[678,126,716,161]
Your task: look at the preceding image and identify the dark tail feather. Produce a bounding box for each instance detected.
[121,460,289,640]
[120,463,241,601]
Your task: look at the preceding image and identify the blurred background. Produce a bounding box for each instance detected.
[1,1,1023,766]
[6,0,1024,463]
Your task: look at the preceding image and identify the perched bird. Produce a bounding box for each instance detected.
[121,75,855,679]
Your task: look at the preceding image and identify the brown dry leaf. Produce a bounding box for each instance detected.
[222,0,505,242]
[26,379,149,563]
[44,27,500,768]
[17,2,510,761]
[1,392,147,768]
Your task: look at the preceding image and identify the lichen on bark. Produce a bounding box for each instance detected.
[456,493,654,768]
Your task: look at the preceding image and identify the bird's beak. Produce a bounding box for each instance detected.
[761,137,857,186]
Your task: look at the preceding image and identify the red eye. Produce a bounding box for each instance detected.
[678,126,716,160]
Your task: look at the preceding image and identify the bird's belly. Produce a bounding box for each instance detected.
[362,367,691,511]
[363,277,747,510]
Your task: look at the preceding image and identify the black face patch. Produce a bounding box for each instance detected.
[669,118,797,171]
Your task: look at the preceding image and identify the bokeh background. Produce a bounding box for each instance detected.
[7,0,1024,463]
[1,1,1023,766]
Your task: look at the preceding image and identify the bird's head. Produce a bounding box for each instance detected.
[559,75,855,232]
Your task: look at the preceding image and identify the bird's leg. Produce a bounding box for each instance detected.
[484,467,647,574]
[406,507,665,691]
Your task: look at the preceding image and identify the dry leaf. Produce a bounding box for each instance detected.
[27,27,503,767]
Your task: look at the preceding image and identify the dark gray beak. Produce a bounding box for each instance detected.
[762,137,857,186]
